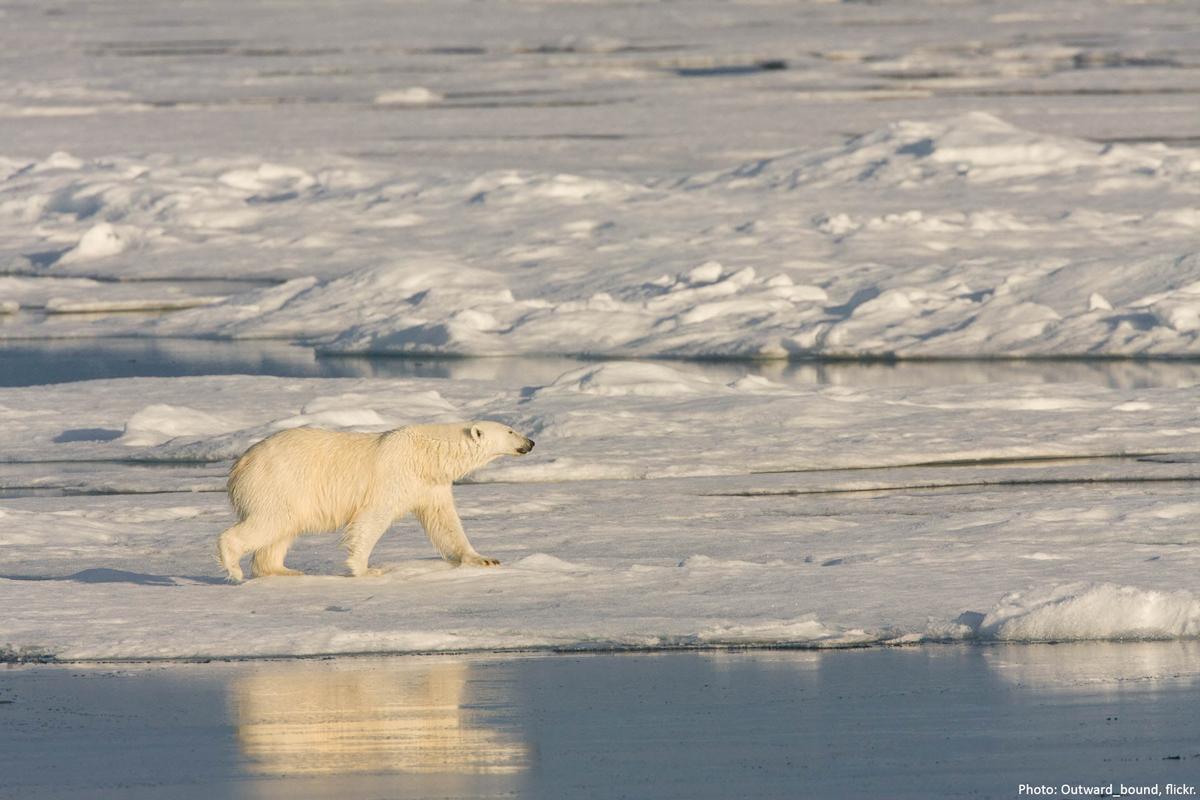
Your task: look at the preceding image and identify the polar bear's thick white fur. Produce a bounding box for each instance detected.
[217,421,534,581]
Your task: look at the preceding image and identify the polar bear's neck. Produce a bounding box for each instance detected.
[390,428,495,484]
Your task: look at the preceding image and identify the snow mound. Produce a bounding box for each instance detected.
[5,116,1200,358]
[122,389,460,462]
[217,163,316,195]
[679,555,789,570]
[464,170,643,205]
[534,363,725,397]
[187,262,509,345]
[511,553,591,572]
[685,112,1189,190]
[965,583,1200,642]
[374,87,444,105]
[58,222,140,263]
[698,618,872,647]
[269,391,452,431]
[318,261,827,358]
[119,404,245,447]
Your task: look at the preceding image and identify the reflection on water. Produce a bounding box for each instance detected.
[0,338,587,388]
[0,338,327,387]
[5,648,1200,799]
[3,338,1200,390]
[230,658,528,776]
[983,641,1200,695]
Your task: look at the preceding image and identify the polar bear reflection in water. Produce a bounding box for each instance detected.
[231,658,528,776]
[217,421,535,581]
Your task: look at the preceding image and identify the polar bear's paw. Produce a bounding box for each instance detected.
[253,566,306,578]
[462,553,501,567]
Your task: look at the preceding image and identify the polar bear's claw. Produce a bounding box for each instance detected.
[463,554,501,567]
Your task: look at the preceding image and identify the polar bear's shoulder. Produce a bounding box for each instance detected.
[400,422,472,441]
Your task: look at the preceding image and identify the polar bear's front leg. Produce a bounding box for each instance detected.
[414,486,499,567]
[342,507,394,577]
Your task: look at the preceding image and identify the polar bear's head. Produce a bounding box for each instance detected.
[469,421,535,457]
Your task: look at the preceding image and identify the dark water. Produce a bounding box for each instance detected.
[4,339,1200,390]
[2,646,1198,800]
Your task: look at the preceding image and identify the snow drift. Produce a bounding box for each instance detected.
[4,114,1199,358]
[964,584,1200,642]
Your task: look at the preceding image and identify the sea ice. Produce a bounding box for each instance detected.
[4,115,1198,357]
[1,368,1199,659]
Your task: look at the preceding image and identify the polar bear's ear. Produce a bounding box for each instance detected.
[470,424,484,443]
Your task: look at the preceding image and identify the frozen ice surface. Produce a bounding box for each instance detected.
[4,468,1200,660]
[4,113,1199,356]
[2,0,1197,166]
[2,369,1200,660]
[0,276,230,315]
[4,370,1200,475]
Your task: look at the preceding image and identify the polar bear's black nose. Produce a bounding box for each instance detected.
[518,439,534,454]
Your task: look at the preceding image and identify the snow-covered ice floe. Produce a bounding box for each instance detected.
[3,365,1200,660]
[4,113,1200,357]
[3,478,1200,661]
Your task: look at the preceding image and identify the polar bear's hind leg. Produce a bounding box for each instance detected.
[218,519,299,582]
[251,536,305,578]
[217,522,249,582]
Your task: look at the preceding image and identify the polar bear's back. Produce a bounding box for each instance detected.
[228,427,383,533]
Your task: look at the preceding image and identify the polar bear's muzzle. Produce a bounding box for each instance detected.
[517,438,535,455]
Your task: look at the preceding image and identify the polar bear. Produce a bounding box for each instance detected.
[216,421,534,581]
